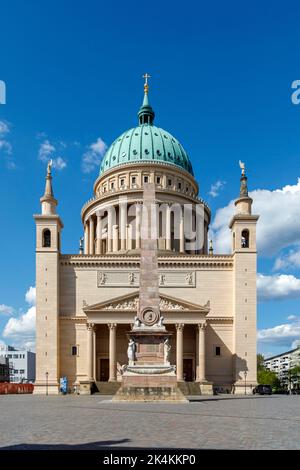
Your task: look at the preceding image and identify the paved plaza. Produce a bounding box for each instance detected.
[0,394,299,450]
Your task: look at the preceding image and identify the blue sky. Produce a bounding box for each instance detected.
[0,0,300,357]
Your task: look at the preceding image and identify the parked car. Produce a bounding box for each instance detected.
[253,384,272,395]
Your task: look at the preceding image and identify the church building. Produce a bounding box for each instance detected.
[34,78,259,395]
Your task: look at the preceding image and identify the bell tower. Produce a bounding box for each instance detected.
[229,162,259,393]
[33,161,63,394]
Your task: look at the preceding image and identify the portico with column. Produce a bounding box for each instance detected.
[82,293,212,393]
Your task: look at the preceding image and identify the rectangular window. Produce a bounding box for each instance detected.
[178,182,182,189]
[120,178,125,187]
[215,346,221,356]
[168,179,172,186]
[132,176,136,184]
[13,354,18,359]
[14,370,19,374]
[156,176,161,184]
[110,182,115,189]
[143,176,149,183]
[71,346,78,356]
[20,369,25,374]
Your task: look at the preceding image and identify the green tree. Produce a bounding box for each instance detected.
[257,354,265,371]
[257,369,280,388]
[287,365,300,391]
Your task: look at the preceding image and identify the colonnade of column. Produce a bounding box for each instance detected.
[83,203,188,255]
[86,322,207,383]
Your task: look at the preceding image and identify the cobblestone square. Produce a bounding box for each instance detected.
[0,394,299,450]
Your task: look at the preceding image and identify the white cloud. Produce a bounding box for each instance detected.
[3,306,36,346]
[0,120,14,168]
[36,131,47,139]
[38,139,55,162]
[274,248,300,271]
[0,304,14,316]
[209,180,226,198]
[2,286,36,349]
[287,315,298,321]
[257,273,300,301]
[292,339,300,349]
[38,139,67,170]
[0,120,9,135]
[25,286,36,306]
[211,178,300,255]
[82,137,107,173]
[52,156,67,170]
[258,319,300,349]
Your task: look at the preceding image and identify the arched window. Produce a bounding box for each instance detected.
[241,229,249,248]
[43,229,51,248]
[233,232,236,250]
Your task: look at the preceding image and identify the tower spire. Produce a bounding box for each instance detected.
[138,73,155,125]
[239,160,248,197]
[235,160,252,215]
[40,160,58,215]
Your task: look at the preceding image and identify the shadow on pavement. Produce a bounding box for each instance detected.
[188,395,280,402]
[0,438,132,450]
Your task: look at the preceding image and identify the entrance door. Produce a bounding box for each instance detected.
[183,359,194,382]
[100,358,109,381]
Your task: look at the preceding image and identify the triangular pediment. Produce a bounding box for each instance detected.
[83,291,210,314]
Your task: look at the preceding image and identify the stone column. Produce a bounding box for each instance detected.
[126,224,132,250]
[93,327,97,380]
[108,323,117,382]
[120,203,127,251]
[84,222,89,254]
[195,326,199,381]
[166,204,171,250]
[136,204,141,250]
[179,213,185,253]
[89,217,95,255]
[96,215,103,255]
[87,323,94,381]
[197,322,207,382]
[112,225,119,252]
[176,323,184,381]
[107,208,112,253]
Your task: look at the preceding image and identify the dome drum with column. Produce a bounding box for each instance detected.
[81,82,210,255]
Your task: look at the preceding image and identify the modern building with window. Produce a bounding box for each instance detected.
[264,347,300,388]
[0,356,10,383]
[34,80,259,395]
[0,345,36,383]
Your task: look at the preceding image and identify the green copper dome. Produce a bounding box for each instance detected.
[99,86,194,176]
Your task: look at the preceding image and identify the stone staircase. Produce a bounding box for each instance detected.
[95,381,202,396]
[94,381,121,395]
[178,382,202,396]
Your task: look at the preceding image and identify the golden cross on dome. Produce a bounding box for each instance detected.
[143,73,151,94]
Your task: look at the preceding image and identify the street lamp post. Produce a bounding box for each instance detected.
[244,371,247,395]
[45,371,49,396]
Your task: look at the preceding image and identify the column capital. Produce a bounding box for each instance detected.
[108,323,117,331]
[87,322,95,331]
[175,323,185,331]
[197,321,207,331]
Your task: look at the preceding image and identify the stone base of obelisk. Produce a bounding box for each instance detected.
[112,326,187,403]
[112,364,188,403]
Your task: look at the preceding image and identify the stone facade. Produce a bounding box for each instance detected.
[34,90,259,395]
